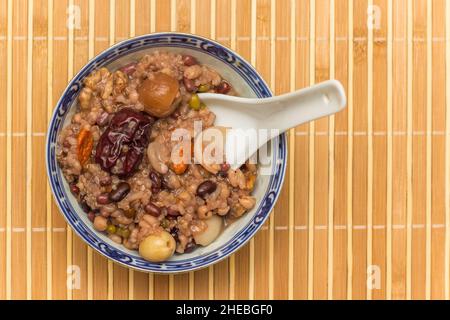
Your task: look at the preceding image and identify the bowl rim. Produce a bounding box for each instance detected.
[46,32,287,273]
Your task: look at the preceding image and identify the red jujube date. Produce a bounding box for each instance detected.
[95,108,154,177]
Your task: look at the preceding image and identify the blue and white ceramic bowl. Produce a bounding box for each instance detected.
[46,33,287,273]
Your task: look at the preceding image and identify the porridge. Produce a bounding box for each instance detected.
[57,51,257,262]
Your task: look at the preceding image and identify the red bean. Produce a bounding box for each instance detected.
[170,227,180,242]
[184,241,196,253]
[182,55,197,66]
[96,193,111,205]
[87,212,96,222]
[99,176,112,186]
[144,203,161,217]
[196,180,217,198]
[70,183,80,195]
[120,62,137,76]
[149,170,162,194]
[108,182,131,202]
[166,207,181,217]
[183,77,198,93]
[216,81,231,94]
[219,163,230,177]
[80,200,91,213]
[96,112,110,127]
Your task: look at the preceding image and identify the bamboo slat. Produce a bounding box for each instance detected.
[0,0,449,300]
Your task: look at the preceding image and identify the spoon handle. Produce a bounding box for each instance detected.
[257,79,346,133]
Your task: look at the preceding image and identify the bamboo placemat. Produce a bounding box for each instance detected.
[0,0,449,300]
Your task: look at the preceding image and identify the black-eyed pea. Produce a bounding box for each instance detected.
[246,162,257,173]
[231,203,246,218]
[123,239,138,250]
[93,215,108,231]
[99,67,110,78]
[108,234,122,244]
[178,190,191,202]
[139,219,151,229]
[113,70,128,93]
[101,77,113,99]
[217,206,230,216]
[79,87,92,110]
[141,213,159,227]
[239,196,256,210]
[197,205,212,219]
[128,89,139,103]
[219,184,230,198]
[184,65,202,80]
[84,70,101,89]
[228,169,245,189]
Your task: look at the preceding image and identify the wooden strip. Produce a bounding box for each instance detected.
[209,0,216,300]
[129,0,136,300]
[406,0,413,299]
[71,0,89,301]
[46,0,53,300]
[66,0,75,301]
[254,0,271,300]
[192,0,213,300]
[332,0,348,300]
[51,1,69,299]
[372,0,388,300]
[214,0,232,299]
[151,0,172,300]
[108,0,115,300]
[5,0,12,300]
[446,0,450,301]
[92,0,109,301]
[288,0,296,300]
[347,0,354,300]
[130,0,135,37]
[268,0,275,300]
[328,0,335,300]
[313,0,329,299]
[87,0,95,301]
[167,0,175,301]
[0,0,7,300]
[31,0,49,300]
[248,0,256,299]
[210,0,216,40]
[392,0,407,300]
[113,0,132,300]
[352,0,369,299]
[12,0,28,300]
[132,0,151,300]
[235,0,252,300]
[430,0,446,299]
[170,1,190,300]
[411,0,426,299]
[366,0,374,301]
[386,0,394,300]
[307,0,315,300]
[229,0,236,301]
[188,0,197,301]
[150,0,155,32]
[26,0,34,300]
[135,0,150,36]
[425,0,432,300]
[148,0,155,300]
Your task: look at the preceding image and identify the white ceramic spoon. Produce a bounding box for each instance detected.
[197,79,347,170]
